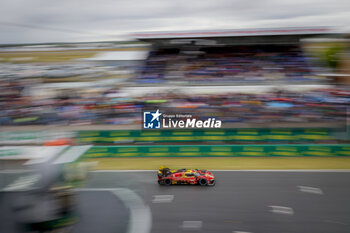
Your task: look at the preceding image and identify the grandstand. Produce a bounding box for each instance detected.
[132,27,337,85]
[0,27,348,128]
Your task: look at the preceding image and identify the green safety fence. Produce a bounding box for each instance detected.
[0,131,75,145]
[77,128,348,144]
[82,144,350,158]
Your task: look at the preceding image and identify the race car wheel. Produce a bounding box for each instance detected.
[198,178,207,186]
[163,179,172,186]
[208,179,216,186]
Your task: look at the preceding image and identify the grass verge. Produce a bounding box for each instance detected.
[82,157,350,170]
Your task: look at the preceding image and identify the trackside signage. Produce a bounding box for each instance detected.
[143,109,222,129]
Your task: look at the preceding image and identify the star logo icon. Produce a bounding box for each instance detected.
[143,109,162,129]
[150,109,162,122]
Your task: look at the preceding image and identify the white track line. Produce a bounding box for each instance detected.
[152,195,174,203]
[269,206,294,215]
[75,188,152,233]
[180,221,202,231]
[214,169,350,172]
[91,169,350,173]
[92,170,157,172]
[298,186,323,195]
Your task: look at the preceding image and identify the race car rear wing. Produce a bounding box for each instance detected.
[158,166,171,177]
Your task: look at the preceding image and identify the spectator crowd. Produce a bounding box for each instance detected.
[137,45,328,84]
[0,79,348,126]
[1,44,347,127]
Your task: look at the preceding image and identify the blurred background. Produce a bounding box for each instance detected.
[0,0,350,233]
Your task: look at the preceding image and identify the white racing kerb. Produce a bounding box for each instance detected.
[74,188,152,233]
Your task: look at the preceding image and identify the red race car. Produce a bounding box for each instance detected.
[158,166,215,186]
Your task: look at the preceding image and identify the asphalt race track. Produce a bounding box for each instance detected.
[1,171,350,233]
[83,171,350,233]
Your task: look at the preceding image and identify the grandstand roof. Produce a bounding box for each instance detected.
[132,27,334,40]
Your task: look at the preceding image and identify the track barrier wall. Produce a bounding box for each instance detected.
[76,128,349,144]
[82,144,350,158]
